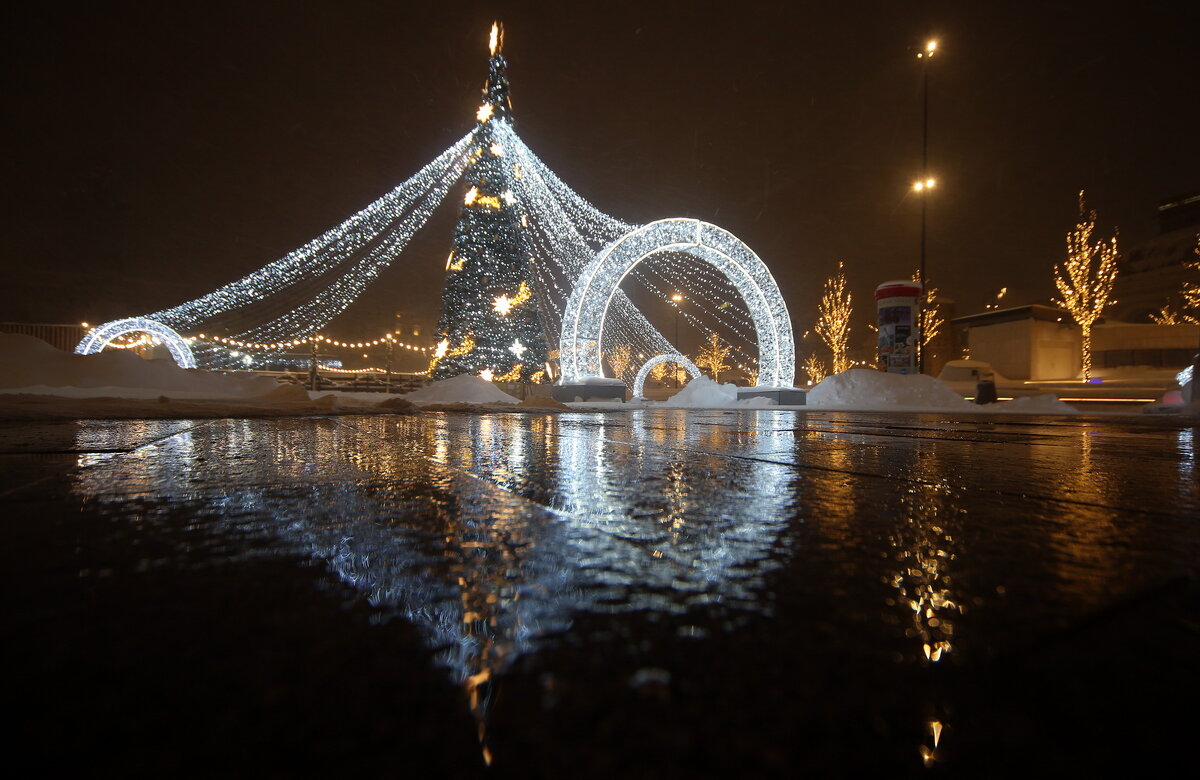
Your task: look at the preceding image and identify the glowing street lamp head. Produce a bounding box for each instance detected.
[913,178,937,192]
[917,39,938,59]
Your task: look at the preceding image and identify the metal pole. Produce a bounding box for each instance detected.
[309,338,319,392]
[674,308,681,387]
[918,60,929,375]
[384,339,394,394]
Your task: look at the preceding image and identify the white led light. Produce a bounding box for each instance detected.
[74,317,197,369]
[632,353,701,398]
[559,219,795,388]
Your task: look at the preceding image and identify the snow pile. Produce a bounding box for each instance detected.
[662,376,738,407]
[989,394,1079,414]
[0,388,421,420]
[807,369,973,411]
[659,376,770,408]
[403,373,519,406]
[0,333,278,398]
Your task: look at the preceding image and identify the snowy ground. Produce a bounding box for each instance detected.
[4,334,1193,419]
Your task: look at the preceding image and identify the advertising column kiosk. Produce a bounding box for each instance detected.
[876,280,921,374]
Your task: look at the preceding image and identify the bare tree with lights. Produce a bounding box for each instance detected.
[606,343,634,382]
[1149,236,1200,325]
[815,262,853,375]
[693,332,731,382]
[1052,191,1119,381]
[1182,234,1200,318]
[911,271,945,355]
[802,352,827,385]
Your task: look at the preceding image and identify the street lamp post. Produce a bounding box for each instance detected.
[915,38,937,374]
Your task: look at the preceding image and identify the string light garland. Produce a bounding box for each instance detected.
[194,332,429,352]
[77,22,796,386]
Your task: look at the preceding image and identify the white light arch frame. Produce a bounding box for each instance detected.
[75,317,197,369]
[559,218,795,388]
[632,353,701,398]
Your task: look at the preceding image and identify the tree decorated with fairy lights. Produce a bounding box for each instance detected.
[1052,191,1118,381]
[815,262,853,375]
[1155,234,1200,324]
[430,23,548,382]
[694,332,731,382]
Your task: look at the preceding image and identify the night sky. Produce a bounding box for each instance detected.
[4,1,1198,339]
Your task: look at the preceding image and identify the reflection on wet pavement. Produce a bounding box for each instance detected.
[5,409,1199,775]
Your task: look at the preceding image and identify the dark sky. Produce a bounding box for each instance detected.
[4,0,1198,337]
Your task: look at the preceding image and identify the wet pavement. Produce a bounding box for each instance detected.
[4,409,1198,777]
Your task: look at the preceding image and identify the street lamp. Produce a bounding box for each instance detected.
[671,293,684,386]
[915,38,937,374]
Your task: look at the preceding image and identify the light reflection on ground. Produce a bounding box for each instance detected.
[4,408,1193,774]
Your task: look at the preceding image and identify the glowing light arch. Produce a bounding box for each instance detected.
[559,218,795,388]
[75,317,197,369]
[632,353,701,398]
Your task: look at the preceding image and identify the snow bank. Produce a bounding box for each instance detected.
[808,370,1082,414]
[0,335,425,419]
[0,389,419,420]
[404,373,519,406]
[659,376,773,408]
[807,369,973,411]
[662,376,738,407]
[0,333,278,397]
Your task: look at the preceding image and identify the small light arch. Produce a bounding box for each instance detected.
[75,317,197,369]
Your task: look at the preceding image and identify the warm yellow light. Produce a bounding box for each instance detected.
[489,22,500,56]
[913,178,936,192]
[479,368,495,382]
[464,186,479,205]
[926,40,938,54]
[434,339,449,360]
[926,177,936,188]
[476,103,494,123]
[913,180,924,192]
[671,293,683,303]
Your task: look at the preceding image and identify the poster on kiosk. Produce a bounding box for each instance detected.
[876,281,921,374]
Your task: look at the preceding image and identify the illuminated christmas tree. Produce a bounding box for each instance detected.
[430,23,548,382]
